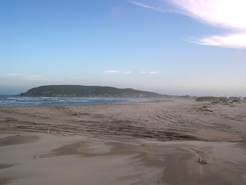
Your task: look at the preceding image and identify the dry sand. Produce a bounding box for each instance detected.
[0,99,246,184]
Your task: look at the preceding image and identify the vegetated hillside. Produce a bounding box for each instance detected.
[196,96,228,102]
[20,85,162,98]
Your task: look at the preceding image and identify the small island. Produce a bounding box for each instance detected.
[20,85,162,98]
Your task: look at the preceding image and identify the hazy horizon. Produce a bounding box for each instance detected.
[1,0,246,97]
[1,84,245,98]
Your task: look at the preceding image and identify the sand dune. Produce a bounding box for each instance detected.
[0,99,246,184]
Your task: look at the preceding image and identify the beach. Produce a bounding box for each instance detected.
[1,99,246,184]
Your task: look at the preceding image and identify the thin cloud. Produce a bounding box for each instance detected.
[103,70,132,74]
[25,75,50,81]
[4,73,22,76]
[149,71,160,74]
[166,0,246,48]
[167,0,246,30]
[141,71,159,74]
[190,32,246,49]
[104,70,120,73]
[130,0,246,49]
[128,1,163,12]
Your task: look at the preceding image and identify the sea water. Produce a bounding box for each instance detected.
[0,95,152,107]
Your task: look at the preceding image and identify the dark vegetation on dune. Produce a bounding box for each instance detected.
[196,96,228,102]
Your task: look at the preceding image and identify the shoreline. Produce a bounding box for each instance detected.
[0,96,161,108]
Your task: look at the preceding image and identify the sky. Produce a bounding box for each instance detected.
[1,0,246,96]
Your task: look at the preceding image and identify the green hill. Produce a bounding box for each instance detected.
[20,85,162,98]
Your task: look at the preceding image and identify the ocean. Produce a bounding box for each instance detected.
[0,95,152,107]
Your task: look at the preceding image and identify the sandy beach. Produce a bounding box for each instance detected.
[1,99,246,184]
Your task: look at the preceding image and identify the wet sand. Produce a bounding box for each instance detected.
[0,99,246,184]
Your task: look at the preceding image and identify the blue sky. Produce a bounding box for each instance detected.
[1,0,246,96]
